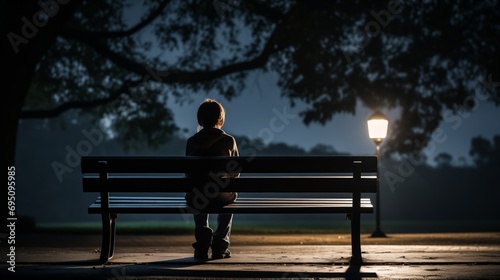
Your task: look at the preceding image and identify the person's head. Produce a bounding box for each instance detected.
[197,98,225,128]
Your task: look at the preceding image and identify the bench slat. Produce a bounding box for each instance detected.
[81,156,377,174]
[83,176,377,193]
[101,198,372,202]
[89,197,373,214]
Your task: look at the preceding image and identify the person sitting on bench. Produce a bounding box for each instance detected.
[184,98,239,260]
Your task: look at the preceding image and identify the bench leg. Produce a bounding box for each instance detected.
[99,213,113,264]
[109,214,117,259]
[350,211,362,265]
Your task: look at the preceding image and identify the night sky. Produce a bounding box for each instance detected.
[168,71,500,166]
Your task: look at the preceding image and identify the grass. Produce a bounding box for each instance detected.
[33,220,359,235]
[31,218,500,235]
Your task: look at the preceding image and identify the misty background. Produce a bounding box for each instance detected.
[15,110,500,233]
[6,1,500,234]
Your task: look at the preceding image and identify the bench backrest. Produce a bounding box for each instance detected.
[81,156,377,194]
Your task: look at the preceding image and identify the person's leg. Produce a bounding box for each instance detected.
[211,213,233,258]
[192,214,212,259]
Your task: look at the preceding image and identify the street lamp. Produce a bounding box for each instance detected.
[367,111,389,238]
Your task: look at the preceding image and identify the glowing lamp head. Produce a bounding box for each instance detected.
[367,111,389,143]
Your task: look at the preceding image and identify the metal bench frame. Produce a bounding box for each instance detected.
[81,155,377,264]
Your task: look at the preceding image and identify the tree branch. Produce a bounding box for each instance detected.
[62,0,171,39]
[245,0,286,21]
[172,30,284,84]
[20,80,141,119]
[22,2,292,120]
[61,7,289,86]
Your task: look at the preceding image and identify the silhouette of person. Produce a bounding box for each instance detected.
[185,98,239,260]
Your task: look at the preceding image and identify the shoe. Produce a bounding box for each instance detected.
[212,249,231,259]
[194,250,209,260]
[192,242,209,260]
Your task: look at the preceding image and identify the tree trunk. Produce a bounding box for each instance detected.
[2,0,82,233]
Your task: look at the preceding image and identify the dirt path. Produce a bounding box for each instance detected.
[17,232,500,248]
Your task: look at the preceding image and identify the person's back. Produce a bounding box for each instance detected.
[185,126,239,208]
[186,126,237,157]
[184,98,238,260]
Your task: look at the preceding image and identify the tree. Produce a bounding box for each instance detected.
[4,0,500,165]
[262,142,306,155]
[309,143,342,155]
[469,135,500,167]
[434,152,452,168]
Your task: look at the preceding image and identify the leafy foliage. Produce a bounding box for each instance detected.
[469,135,500,168]
[18,0,500,154]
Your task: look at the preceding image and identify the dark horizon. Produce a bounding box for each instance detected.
[14,115,500,229]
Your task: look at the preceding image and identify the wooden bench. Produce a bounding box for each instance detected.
[81,155,377,264]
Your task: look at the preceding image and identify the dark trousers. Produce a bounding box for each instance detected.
[192,213,233,253]
[186,191,237,253]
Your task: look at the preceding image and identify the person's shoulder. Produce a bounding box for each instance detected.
[220,130,236,141]
[186,134,196,143]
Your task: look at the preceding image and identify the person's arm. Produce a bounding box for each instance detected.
[185,139,192,178]
[225,138,240,178]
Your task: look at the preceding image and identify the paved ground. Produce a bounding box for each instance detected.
[1,232,499,279]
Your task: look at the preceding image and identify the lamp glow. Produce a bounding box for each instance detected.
[367,112,389,143]
[367,119,388,140]
[367,110,389,238]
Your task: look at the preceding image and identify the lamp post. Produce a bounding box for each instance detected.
[367,111,389,238]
